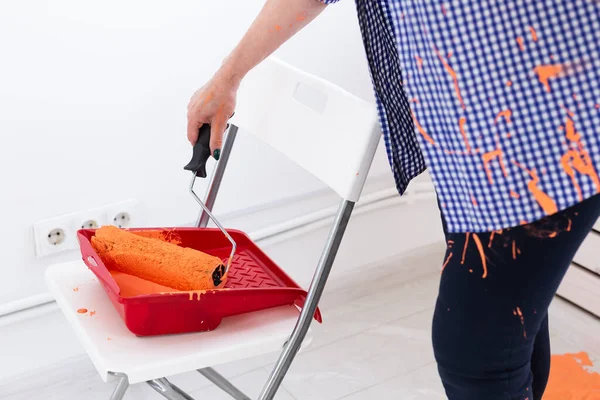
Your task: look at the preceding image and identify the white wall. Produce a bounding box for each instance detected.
[0,1,392,306]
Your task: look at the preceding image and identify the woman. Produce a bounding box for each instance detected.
[186,1,600,398]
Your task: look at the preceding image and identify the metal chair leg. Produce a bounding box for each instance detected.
[197,367,251,400]
[258,200,355,400]
[108,372,129,400]
[147,378,195,400]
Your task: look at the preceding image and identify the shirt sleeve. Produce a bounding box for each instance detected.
[320,0,341,3]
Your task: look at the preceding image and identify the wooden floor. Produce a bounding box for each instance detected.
[1,240,599,399]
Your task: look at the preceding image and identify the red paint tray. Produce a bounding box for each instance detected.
[78,227,321,337]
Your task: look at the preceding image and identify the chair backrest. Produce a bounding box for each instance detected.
[232,57,381,202]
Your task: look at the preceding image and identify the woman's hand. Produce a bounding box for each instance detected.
[187,67,240,158]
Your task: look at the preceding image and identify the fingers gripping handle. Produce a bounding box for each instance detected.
[184,124,212,178]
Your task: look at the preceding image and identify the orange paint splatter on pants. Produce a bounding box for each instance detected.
[512,240,517,259]
[77,308,88,314]
[472,233,487,278]
[529,26,538,42]
[516,37,525,51]
[459,117,471,153]
[510,190,520,199]
[534,64,563,92]
[560,117,600,200]
[488,231,496,248]
[434,46,466,110]
[441,252,453,274]
[515,306,527,338]
[411,110,436,145]
[545,352,600,399]
[513,161,559,215]
[415,55,424,71]
[461,232,471,264]
[495,109,513,125]
[566,218,572,232]
[483,147,509,185]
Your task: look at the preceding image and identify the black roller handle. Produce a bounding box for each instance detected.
[184,124,213,178]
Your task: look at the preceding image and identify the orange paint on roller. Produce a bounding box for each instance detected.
[92,226,226,292]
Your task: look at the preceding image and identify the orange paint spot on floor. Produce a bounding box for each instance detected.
[77,308,88,314]
[459,117,471,153]
[411,110,436,145]
[495,109,513,125]
[510,190,520,199]
[513,161,559,215]
[561,117,600,200]
[482,146,509,185]
[441,252,453,274]
[516,37,525,51]
[545,352,600,399]
[434,45,466,109]
[415,55,424,71]
[472,233,487,278]
[461,232,471,265]
[529,26,538,42]
[534,64,563,92]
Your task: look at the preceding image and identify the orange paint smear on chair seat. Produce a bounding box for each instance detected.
[434,46,466,109]
[92,226,225,292]
[545,352,600,399]
[513,161,558,215]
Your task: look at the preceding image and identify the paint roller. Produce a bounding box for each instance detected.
[92,124,234,291]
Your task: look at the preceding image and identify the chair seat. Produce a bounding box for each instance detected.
[45,261,310,384]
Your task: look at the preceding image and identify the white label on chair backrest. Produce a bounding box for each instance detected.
[293,82,328,114]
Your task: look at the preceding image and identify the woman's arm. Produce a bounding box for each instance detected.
[187,0,328,153]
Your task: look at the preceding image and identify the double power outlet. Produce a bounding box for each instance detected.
[33,199,140,259]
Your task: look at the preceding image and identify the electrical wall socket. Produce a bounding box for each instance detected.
[33,199,141,259]
[104,199,140,228]
[33,214,79,258]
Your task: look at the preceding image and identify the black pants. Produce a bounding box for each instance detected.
[433,194,600,399]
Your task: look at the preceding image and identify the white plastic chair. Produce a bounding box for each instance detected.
[46,56,381,400]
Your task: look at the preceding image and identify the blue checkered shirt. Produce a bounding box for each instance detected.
[322,0,600,232]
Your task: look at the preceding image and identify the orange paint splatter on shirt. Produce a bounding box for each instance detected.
[506,80,513,87]
[561,117,600,200]
[545,352,600,399]
[77,308,88,314]
[461,232,471,264]
[482,146,509,185]
[441,252,453,274]
[495,109,512,125]
[534,64,563,92]
[529,26,538,42]
[595,104,600,109]
[441,4,447,16]
[472,233,487,278]
[513,161,559,215]
[510,190,520,199]
[471,194,478,207]
[520,220,528,225]
[458,117,471,153]
[411,110,436,145]
[516,37,525,51]
[415,55,424,70]
[561,105,575,118]
[434,46,466,110]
